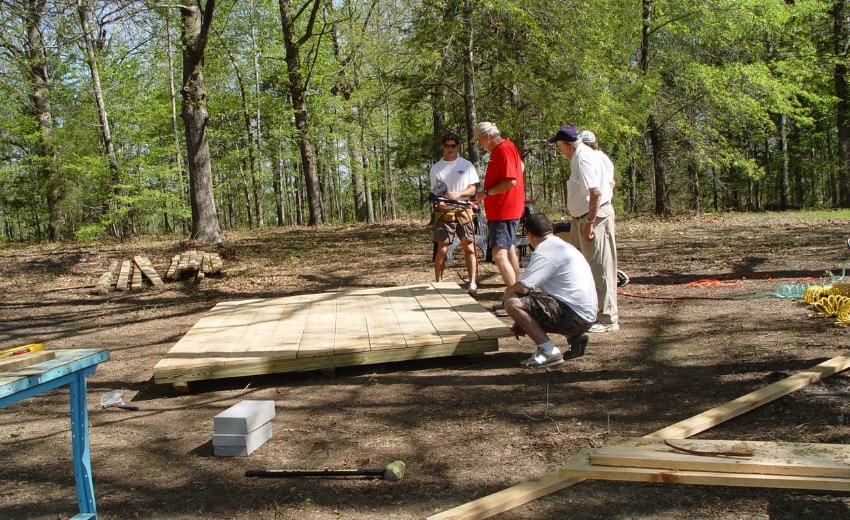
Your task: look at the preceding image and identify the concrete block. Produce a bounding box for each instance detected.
[213,421,273,456]
[214,400,275,435]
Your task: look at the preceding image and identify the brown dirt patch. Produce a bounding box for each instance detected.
[1,213,849,519]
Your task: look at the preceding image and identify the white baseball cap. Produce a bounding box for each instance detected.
[579,130,596,143]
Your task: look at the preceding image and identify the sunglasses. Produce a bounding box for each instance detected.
[443,143,458,148]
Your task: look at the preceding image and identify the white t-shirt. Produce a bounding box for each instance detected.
[519,235,597,323]
[430,157,479,200]
[567,143,610,217]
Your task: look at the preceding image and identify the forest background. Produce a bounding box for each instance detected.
[2,0,849,244]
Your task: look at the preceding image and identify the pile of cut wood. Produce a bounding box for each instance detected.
[89,250,225,295]
[92,256,164,295]
[165,250,224,282]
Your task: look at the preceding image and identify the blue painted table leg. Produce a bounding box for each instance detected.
[69,372,97,517]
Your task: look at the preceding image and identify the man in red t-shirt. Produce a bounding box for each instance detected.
[473,121,526,291]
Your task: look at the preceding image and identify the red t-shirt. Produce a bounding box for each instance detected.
[483,139,525,220]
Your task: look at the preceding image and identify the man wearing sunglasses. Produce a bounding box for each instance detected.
[430,132,480,294]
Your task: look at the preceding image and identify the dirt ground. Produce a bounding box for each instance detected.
[1,212,850,520]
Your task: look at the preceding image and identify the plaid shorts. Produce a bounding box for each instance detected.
[519,293,593,338]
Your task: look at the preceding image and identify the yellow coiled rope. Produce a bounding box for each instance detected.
[805,283,850,324]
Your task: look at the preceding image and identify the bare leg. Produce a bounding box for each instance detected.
[508,245,520,274]
[461,236,477,284]
[434,242,449,282]
[503,291,549,345]
[491,246,517,287]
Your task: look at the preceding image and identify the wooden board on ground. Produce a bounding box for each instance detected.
[133,255,164,287]
[152,283,512,386]
[91,260,119,295]
[115,260,132,291]
[166,250,224,281]
[426,352,850,520]
[593,438,850,478]
[561,447,850,492]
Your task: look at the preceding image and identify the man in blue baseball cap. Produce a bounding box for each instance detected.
[549,125,619,333]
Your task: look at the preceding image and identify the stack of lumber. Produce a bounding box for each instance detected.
[165,250,224,282]
[562,437,850,492]
[91,256,164,295]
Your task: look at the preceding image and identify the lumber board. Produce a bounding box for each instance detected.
[0,351,56,372]
[363,288,407,351]
[134,255,164,287]
[166,254,181,280]
[411,285,477,343]
[387,286,443,346]
[209,252,224,272]
[153,338,498,384]
[115,260,131,291]
[590,440,850,478]
[646,353,850,440]
[562,449,850,492]
[130,260,143,290]
[433,282,512,340]
[426,352,850,520]
[92,260,119,295]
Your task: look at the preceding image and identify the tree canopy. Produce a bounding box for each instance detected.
[0,0,846,242]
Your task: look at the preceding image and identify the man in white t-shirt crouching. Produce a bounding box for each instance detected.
[503,212,598,368]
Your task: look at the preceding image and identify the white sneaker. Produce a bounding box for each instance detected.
[589,323,619,333]
[467,282,478,295]
[519,348,564,368]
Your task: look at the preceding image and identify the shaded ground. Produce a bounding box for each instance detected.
[1,212,849,520]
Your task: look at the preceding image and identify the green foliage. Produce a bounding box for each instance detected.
[0,0,848,241]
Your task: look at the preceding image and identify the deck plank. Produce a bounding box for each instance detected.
[152,283,512,385]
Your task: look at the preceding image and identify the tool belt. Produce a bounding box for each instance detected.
[435,207,474,225]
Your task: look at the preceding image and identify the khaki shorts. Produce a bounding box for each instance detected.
[434,209,476,245]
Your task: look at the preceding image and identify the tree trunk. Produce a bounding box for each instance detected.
[462,0,479,166]
[779,112,790,209]
[77,0,122,236]
[180,0,223,243]
[24,0,62,241]
[166,14,189,234]
[648,115,669,215]
[833,0,850,207]
[278,0,325,225]
[328,3,370,222]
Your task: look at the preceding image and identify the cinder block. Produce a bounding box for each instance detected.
[214,400,275,435]
[213,421,273,456]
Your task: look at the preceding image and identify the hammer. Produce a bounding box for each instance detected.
[245,460,406,482]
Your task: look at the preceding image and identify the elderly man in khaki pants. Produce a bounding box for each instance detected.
[549,125,619,333]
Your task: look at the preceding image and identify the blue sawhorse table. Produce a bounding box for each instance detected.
[0,348,110,520]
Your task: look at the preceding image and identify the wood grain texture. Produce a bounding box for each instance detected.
[153,283,511,385]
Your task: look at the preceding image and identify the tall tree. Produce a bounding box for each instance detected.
[179,0,222,243]
[277,0,325,225]
[23,0,62,240]
[76,0,122,235]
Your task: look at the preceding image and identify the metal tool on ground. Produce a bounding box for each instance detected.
[99,389,139,411]
[245,460,406,482]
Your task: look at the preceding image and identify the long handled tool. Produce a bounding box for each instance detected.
[245,460,405,482]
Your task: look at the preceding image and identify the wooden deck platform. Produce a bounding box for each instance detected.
[153,282,512,386]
